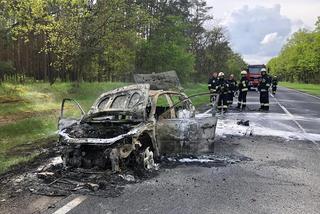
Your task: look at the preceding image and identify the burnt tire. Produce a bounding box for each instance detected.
[135,147,155,170]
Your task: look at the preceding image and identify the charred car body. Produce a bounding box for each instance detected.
[58,72,218,171]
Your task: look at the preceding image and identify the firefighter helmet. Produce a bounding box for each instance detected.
[261,68,267,72]
[218,72,224,77]
[241,70,247,75]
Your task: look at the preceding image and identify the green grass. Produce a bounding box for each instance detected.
[0,82,127,174]
[0,154,39,174]
[0,82,209,174]
[280,82,320,96]
[183,83,210,107]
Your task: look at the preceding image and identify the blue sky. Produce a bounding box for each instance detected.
[206,0,320,64]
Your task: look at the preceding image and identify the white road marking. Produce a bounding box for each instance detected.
[271,92,320,150]
[53,196,87,214]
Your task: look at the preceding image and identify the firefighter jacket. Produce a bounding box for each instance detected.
[208,77,218,93]
[227,79,237,93]
[258,75,271,92]
[238,77,249,92]
[216,78,229,94]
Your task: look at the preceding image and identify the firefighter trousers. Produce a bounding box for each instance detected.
[260,91,269,110]
[210,94,217,102]
[227,92,234,105]
[217,93,228,111]
[272,85,277,94]
[237,91,247,108]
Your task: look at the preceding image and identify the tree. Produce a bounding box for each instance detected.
[0,0,247,84]
[267,20,320,83]
[137,15,195,82]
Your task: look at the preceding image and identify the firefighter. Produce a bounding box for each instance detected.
[216,72,229,112]
[237,70,249,109]
[272,76,278,95]
[227,74,237,106]
[208,72,218,102]
[258,68,271,111]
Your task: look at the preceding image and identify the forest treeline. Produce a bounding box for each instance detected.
[268,18,320,84]
[0,0,246,84]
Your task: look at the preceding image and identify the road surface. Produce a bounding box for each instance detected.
[1,87,320,214]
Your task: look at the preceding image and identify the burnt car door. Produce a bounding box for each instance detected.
[155,93,217,154]
[58,98,85,130]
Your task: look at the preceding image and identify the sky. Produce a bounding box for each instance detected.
[206,0,320,64]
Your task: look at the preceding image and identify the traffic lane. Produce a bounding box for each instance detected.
[274,87,320,118]
[271,87,320,134]
[244,88,320,135]
[55,136,320,214]
[293,120,320,136]
[205,90,310,141]
[222,112,302,133]
[231,90,284,113]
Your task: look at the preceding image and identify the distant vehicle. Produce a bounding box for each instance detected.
[247,64,266,90]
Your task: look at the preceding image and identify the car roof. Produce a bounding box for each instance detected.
[148,90,184,97]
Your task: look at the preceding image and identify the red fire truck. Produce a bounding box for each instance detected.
[247,64,266,90]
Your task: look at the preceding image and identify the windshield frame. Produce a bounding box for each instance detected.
[248,65,265,74]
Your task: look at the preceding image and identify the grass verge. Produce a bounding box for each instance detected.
[280,82,320,96]
[0,82,126,174]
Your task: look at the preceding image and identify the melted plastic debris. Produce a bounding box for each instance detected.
[50,156,63,165]
[162,154,252,168]
[119,174,135,182]
[237,120,249,126]
[31,165,158,197]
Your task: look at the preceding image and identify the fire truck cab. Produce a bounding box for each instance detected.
[247,64,266,90]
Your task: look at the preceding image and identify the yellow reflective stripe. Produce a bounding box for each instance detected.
[208,84,211,86]
[242,88,248,91]
[260,89,267,92]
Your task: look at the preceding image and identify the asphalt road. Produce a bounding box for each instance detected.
[226,87,320,143]
[2,87,320,214]
[41,87,320,214]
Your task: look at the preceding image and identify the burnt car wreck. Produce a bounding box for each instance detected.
[58,72,217,172]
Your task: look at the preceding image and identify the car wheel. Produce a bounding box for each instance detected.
[136,147,155,170]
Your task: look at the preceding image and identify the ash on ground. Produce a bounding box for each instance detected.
[0,152,252,199]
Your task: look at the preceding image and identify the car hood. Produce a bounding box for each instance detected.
[59,123,143,145]
[87,84,150,120]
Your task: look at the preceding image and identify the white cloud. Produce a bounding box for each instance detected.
[242,54,274,65]
[223,4,292,63]
[205,0,320,64]
[260,32,279,45]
